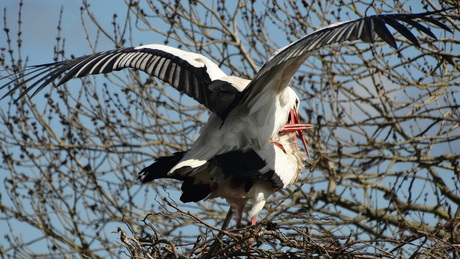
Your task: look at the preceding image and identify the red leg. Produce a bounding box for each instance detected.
[235,203,245,228]
[250,216,257,226]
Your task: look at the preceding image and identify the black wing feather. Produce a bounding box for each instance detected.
[1,47,241,120]
[240,10,451,106]
[372,16,399,48]
[380,16,421,47]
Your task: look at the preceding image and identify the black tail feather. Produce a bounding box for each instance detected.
[138,151,186,183]
[138,151,211,202]
[138,148,284,203]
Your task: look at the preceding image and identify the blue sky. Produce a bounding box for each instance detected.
[1,0,181,64]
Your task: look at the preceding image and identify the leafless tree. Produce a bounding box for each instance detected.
[1,0,459,258]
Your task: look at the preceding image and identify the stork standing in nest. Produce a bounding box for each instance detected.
[1,10,451,228]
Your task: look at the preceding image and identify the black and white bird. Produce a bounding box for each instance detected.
[0,10,451,227]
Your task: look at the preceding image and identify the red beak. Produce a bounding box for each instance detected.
[279,109,313,158]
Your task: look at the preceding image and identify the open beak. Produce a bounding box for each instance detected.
[279,109,313,158]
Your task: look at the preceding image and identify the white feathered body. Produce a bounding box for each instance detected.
[208,131,306,220]
[170,79,300,176]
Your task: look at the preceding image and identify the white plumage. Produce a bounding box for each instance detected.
[0,10,450,227]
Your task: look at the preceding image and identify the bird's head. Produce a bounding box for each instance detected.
[279,88,312,157]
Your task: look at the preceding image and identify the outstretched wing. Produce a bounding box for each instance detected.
[0,44,244,119]
[237,10,451,114]
[1,11,451,119]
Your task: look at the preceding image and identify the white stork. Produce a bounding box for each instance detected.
[0,10,451,227]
